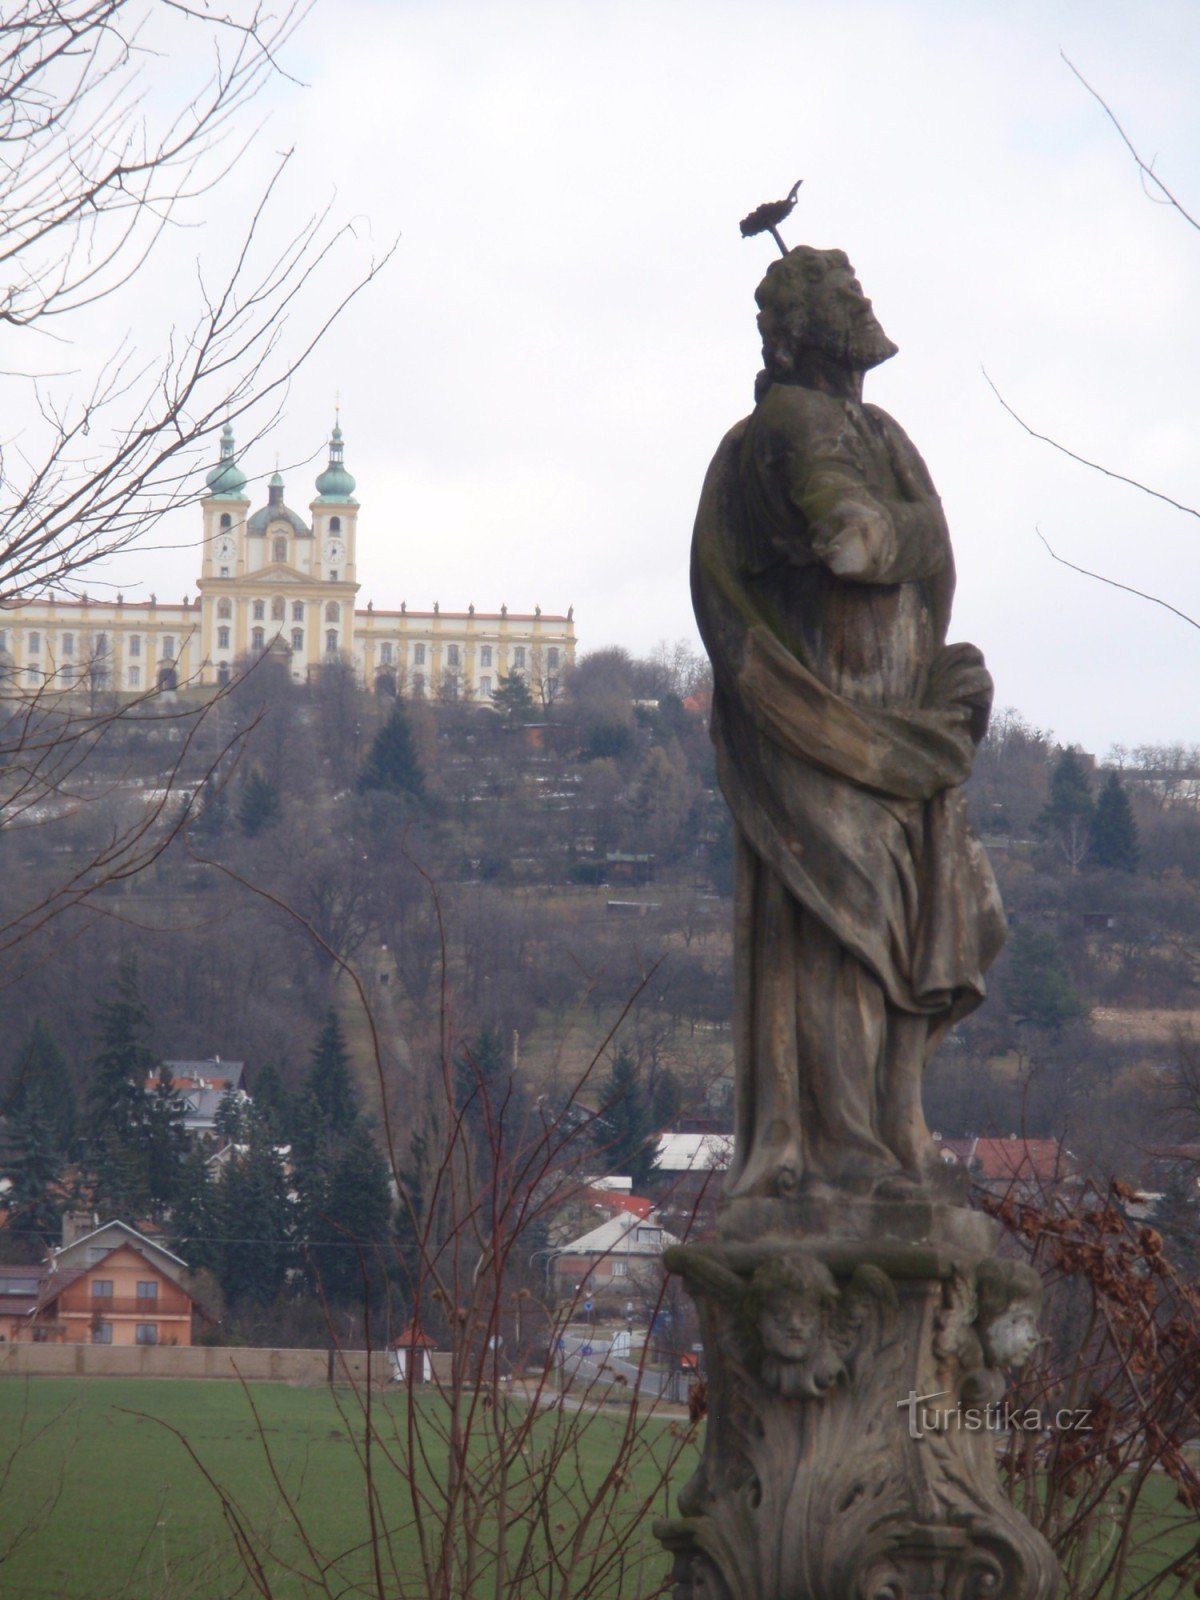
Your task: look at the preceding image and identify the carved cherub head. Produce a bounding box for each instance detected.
[751,1254,838,1364]
[754,247,898,388]
[976,1259,1043,1369]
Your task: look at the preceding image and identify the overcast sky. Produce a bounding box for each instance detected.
[83,0,1200,755]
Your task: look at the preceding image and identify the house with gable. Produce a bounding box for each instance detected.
[1,1221,199,1346]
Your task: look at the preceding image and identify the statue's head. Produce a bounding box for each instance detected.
[755,247,897,388]
[976,1259,1042,1369]
[751,1254,837,1363]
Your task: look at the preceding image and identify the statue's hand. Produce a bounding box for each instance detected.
[809,500,895,580]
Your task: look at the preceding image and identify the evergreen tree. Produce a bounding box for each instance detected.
[248,1061,291,1140]
[238,769,281,836]
[454,1025,510,1131]
[1153,1163,1199,1278]
[142,1067,190,1218]
[190,774,230,844]
[650,1066,682,1131]
[491,672,534,724]
[304,1010,359,1137]
[1002,925,1087,1031]
[1038,747,1094,870]
[1088,771,1139,872]
[5,1019,75,1154]
[214,1084,246,1143]
[217,1115,292,1305]
[288,1088,334,1266]
[309,1123,394,1304]
[169,1142,221,1273]
[594,1045,657,1188]
[86,963,160,1218]
[395,1128,431,1299]
[2,1093,65,1248]
[356,701,425,798]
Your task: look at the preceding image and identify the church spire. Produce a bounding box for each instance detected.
[315,414,357,502]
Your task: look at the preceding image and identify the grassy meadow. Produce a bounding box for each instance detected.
[0,1377,691,1600]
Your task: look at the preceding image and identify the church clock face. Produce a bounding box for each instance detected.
[323,537,346,566]
[215,534,237,563]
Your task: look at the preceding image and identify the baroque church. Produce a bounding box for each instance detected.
[0,422,575,700]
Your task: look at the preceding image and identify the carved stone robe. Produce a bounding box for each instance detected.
[692,379,1005,1196]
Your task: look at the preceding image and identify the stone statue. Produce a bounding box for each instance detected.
[691,245,1005,1204]
[656,244,1058,1600]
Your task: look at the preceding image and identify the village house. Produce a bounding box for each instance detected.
[551,1211,678,1301]
[0,1222,198,1346]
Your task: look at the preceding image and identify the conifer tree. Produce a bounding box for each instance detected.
[454,1025,510,1130]
[5,1019,75,1155]
[356,700,425,798]
[2,1093,65,1248]
[143,1067,190,1218]
[309,1123,394,1304]
[214,1084,246,1143]
[87,963,160,1218]
[1088,771,1139,872]
[191,774,230,844]
[650,1066,682,1131]
[491,672,535,723]
[1002,925,1087,1031]
[304,1010,359,1137]
[1038,746,1095,871]
[217,1112,292,1305]
[238,769,281,837]
[249,1062,292,1140]
[169,1142,221,1274]
[594,1045,657,1188]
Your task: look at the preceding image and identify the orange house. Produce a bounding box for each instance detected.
[0,1223,197,1346]
[33,1242,196,1346]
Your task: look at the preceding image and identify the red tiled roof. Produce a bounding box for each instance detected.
[392,1319,436,1348]
[969,1138,1073,1183]
[580,1188,654,1219]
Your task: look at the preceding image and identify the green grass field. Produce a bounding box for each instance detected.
[0,1378,692,1600]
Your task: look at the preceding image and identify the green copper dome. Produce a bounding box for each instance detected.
[205,423,248,498]
[315,422,358,502]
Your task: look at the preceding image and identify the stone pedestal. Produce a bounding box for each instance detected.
[654,1203,1058,1600]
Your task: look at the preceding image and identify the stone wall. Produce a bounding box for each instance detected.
[0,1342,395,1385]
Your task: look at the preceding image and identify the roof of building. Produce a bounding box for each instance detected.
[558,1212,677,1257]
[940,1136,1075,1185]
[0,1263,51,1317]
[579,1187,655,1219]
[0,598,195,615]
[392,1319,436,1349]
[653,1132,733,1173]
[314,422,357,503]
[53,1219,188,1276]
[357,608,570,625]
[247,474,311,537]
[204,424,249,500]
[162,1060,245,1090]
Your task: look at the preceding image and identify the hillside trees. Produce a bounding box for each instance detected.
[0,0,388,992]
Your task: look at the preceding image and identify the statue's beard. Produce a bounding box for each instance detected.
[773,307,898,380]
[815,311,898,372]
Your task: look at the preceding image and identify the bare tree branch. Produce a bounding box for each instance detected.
[1062,52,1200,233]
[1036,529,1200,634]
[983,369,1200,524]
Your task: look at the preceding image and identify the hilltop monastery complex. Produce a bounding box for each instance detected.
[0,422,575,701]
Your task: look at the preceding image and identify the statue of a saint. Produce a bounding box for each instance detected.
[693,247,1006,1202]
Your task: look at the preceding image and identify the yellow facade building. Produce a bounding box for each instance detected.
[0,423,575,702]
